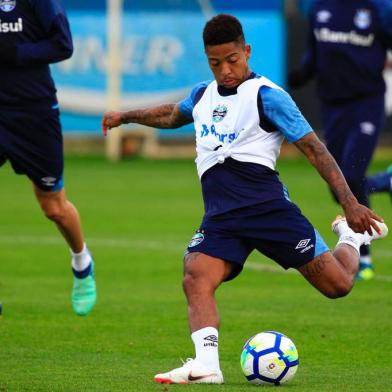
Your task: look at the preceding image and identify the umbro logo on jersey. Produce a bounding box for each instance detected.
[360,122,375,135]
[316,10,331,23]
[0,17,22,33]
[204,335,218,347]
[0,0,16,12]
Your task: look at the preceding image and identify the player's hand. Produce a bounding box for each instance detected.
[102,111,123,136]
[343,202,384,235]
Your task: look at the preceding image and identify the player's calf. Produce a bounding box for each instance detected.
[298,252,354,299]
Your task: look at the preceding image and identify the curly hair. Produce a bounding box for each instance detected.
[203,14,245,47]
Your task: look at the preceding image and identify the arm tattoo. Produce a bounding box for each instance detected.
[295,133,356,207]
[121,104,191,129]
[301,253,331,278]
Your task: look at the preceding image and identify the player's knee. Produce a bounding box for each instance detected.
[322,278,353,299]
[182,266,213,298]
[182,271,201,296]
[41,202,65,223]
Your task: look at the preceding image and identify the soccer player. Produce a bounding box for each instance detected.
[288,0,392,280]
[102,14,388,384]
[0,0,96,316]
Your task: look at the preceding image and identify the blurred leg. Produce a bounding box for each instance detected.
[33,185,84,252]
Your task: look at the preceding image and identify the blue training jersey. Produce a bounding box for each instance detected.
[178,73,312,217]
[299,0,392,103]
[0,0,73,108]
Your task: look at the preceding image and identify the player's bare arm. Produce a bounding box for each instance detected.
[102,104,191,135]
[294,132,383,235]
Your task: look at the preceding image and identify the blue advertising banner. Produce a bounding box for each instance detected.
[53,7,285,134]
[64,0,284,12]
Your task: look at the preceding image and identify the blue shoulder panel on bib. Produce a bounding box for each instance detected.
[178,81,210,119]
[259,86,313,143]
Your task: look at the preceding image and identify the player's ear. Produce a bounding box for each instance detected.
[245,44,251,60]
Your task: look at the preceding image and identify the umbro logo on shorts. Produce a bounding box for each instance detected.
[41,176,57,187]
[295,239,314,254]
[295,239,310,249]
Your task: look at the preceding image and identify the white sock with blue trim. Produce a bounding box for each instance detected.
[71,243,91,272]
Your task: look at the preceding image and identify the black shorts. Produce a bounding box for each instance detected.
[185,198,329,280]
[0,106,64,192]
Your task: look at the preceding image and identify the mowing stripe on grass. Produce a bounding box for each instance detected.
[1,234,391,282]
[0,235,175,249]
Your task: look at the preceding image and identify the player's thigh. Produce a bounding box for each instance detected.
[184,226,252,281]
[184,252,234,289]
[0,108,64,191]
[246,199,329,270]
[297,251,352,298]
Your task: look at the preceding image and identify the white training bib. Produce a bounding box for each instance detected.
[193,77,285,178]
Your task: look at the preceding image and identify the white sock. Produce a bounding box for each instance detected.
[336,235,362,255]
[191,327,220,372]
[71,243,91,271]
[335,220,369,255]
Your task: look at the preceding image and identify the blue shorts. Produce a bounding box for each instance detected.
[186,198,329,280]
[0,106,64,192]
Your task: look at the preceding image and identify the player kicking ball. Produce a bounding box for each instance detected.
[102,14,388,384]
[0,0,96,316]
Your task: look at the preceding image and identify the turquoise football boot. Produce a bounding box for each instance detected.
[356,261,374,281]
[72,260,96,316]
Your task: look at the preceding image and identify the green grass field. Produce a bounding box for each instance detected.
[0,155,391,391]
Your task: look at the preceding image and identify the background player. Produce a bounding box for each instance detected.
[288,0,392,280]
[102,14,388,384]
[0,0,96,316]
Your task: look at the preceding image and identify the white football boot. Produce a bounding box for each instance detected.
[154,358,224,384]
[332,215,388,244]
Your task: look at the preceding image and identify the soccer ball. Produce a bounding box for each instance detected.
[240,331,299,385]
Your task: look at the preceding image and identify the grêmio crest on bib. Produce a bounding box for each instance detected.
[0,0,16,12]
[212,104,228,123]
